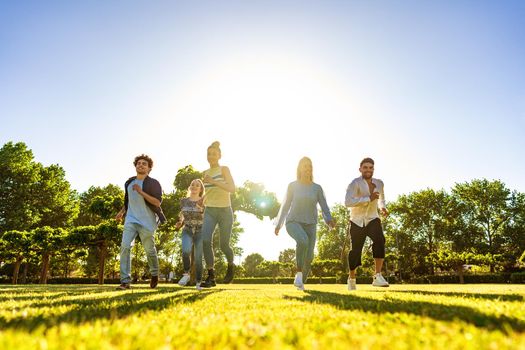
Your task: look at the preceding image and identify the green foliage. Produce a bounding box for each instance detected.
[0,142,41,231]
[0,142,79,232]
[452,179,512,256]
[233,181,280,219]
[316,203,349,267]
[310,259,341,279]
[243,253,265,277]
[32,164,79,228]
[256,260,290,279]
[510,272,525,283]
[426,249,494,270]
[75,185,124,226]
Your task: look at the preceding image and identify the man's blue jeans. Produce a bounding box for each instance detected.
[120,222,159,284]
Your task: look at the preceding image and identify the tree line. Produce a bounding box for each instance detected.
[1,141,524,284]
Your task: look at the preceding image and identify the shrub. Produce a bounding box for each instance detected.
[510,272,525,283]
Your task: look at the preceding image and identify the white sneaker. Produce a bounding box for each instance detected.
[347,278,357,291]
[294,272,304,290]
[196,282,202,291]
[372,273,389,287]
[178,273,190,286]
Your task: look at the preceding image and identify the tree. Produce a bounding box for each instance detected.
[32,163,79,228]
[501,192,525,270]
[389,189,458,274]
[75,184,124,226]
[0,141,79,233]
[452,179,513,271]
[278,248,296,277]
[311,259,341,282]
[0,142,40,232]
[69,221,121,284]
[316,204,350,269]
[243,253,265,277]
[233,181,280,220]
[31,226,67,284]
[0,230,32,284]
[256,260,286,281]
[426,248,494,284]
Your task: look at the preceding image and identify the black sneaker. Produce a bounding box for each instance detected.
[201,270,216,288]
[150,275,159,288]
[223,264,235,284]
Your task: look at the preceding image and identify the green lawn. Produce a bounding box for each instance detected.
[0,283,524,349]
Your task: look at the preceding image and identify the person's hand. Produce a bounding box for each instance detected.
[196,196,205,208]
[370,192,380,201]
[328,219,336,230]
[132,183,143,194]
[203,174,214,184]
[381,208,389,217]
[174,221,183,231]
[115,210,124,223]
[274,227,280,236]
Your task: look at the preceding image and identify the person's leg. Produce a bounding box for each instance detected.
[301,224,317,283]
[193,230,204,283]
[367,219,386,275]
[201,208,218,269]
[137,225,159,278]
[285,222,309,272]
[119,223,138,285]
[286,222,309,289]
[181,227,193,273]
[217,207,234,264]
[347,222,367,279]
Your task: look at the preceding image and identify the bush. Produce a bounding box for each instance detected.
[408,273,511,284]
[510,272,525,283]
[47,278,121,284]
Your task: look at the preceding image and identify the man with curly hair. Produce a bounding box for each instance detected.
[115,154,166,290]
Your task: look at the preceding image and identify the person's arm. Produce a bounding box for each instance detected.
[378,180,388,216]
[115,206,126,222]
[274,183,294,235]
[116,179,130,222]
[203,166,236,193]
[174,211,184,231]
[345,180,370,207]
[133,179,162,207]
[317,185,335,228]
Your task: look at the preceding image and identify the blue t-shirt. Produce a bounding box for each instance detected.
[125,179,158,232]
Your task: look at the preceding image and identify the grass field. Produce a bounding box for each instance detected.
[0,283,524,350]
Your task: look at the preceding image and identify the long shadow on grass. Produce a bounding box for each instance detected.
[0,286,220,331]
[284,290,525,334]
[386,290,524,302]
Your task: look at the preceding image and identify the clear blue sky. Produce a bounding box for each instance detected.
[1,1,524,260]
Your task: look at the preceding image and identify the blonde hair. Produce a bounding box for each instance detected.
[296,157,313,182]
[187,179,205,197]
[207,141,221,156]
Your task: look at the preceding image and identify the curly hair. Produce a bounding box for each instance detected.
[133,154,154,169]
[360,157,374,167]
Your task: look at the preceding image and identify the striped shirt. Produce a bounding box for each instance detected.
[203,166,231,208]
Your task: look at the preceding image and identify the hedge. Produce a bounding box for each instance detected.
[408,273,513,284]
[510,272,525,283]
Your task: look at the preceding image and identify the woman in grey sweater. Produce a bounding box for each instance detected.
[274,157,336,290]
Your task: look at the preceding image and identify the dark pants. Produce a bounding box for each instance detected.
[348,218,385,271]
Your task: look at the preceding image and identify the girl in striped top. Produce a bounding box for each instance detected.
[200,141,236,288]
